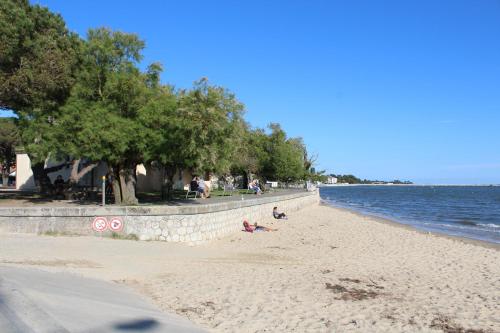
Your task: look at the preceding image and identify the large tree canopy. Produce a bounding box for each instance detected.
[0,0,82,192]
[140,79,245,199]
[49,28,159,204]
[0,0,81,112]
[232,123,309,183]
[0,1,317,203]
[177,78,245,175]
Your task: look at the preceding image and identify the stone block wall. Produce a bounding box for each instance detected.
[0,190,319,245]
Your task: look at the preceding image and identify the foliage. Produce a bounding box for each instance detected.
[332,174,362,184]
[0,0,82,192]
[233,123,309,183]
[139,78,245,198]
[0,0,82,113]
[49,28,158,204]
[330,174,413,184]
[1,1,319,202]
[231,126,269,177]
[177,78,245,175]
[264,124,306,182]
[0,117,20,182]
[307,169,328,183]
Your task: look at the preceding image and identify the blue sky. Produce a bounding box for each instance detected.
[8,1,500,183]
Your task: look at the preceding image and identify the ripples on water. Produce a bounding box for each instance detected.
[320,185,500,244]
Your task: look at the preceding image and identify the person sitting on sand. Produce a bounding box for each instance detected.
[243,220,277,233]
[273,206,287,219]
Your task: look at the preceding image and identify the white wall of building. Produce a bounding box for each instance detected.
[15,153,36,190]
[15,153,199,193]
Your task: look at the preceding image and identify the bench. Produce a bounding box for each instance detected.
[265,181,278,192]
[184,184,199,199]
[222,183,236,196]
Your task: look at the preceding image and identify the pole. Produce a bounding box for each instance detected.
[102,175,106,206]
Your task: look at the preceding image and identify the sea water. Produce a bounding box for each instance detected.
[320,185,500,244]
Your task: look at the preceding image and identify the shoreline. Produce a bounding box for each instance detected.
[318,183,500,187]
[320,200,500,251]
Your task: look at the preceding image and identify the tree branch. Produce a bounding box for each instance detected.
[69,159,98,184]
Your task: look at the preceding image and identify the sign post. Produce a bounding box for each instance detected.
[102,176,106,206]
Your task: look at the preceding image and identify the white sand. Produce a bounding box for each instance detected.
[0,204,498,332]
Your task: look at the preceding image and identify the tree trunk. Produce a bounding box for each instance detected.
[109,164,138,205]
[111,176,122,205]
[166,172,175,201]
[118,167,138,205]
[160,166,167,200]
[162,165,176,201]
[31,161,68,194]
[32,162,49,193]
[244,170,251,188]
[107,164,120,205]
[69,159,98,185]
[1,148,13,187]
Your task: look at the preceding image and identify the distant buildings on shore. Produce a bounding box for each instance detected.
[325,176,338,184]
[323,174,413,185]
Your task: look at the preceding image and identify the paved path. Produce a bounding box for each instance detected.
[0,187,304,207]
[0,266,205,333]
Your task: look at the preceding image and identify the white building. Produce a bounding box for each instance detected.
[14,152,196,192]
[326,176,338,184]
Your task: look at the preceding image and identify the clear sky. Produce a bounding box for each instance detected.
[12,1,500,184]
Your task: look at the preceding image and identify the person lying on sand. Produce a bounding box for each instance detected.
[273,206,287,219]
[243,220,277,233]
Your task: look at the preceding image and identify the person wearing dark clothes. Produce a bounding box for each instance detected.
[190,177,199,192]
[54,175,65,198]
[273,206,287,219]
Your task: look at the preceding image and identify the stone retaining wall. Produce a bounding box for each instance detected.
[0,190,319,244]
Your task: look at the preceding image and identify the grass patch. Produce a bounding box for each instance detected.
[40,230,78,237]
[109,232,139,241]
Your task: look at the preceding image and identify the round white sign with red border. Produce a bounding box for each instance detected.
[92,217,108,232]
[108,217,124,232]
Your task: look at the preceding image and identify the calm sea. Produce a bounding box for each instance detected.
[320,185,500,244]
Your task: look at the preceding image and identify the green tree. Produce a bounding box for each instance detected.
[0,118,19,185]
[140,86,190,199]
[177,78,245,175]
[52,28,158,204]
[140,78,245,199]
[0,0,81,111]
[231,126,269,184]
[261,123,306,182]
[0,0,82,192]
[334,174,362,184]
[232,123,310,184]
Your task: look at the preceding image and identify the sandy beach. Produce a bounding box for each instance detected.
[0,203,498,332]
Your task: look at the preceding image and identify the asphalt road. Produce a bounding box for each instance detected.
[0,266,205,333]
